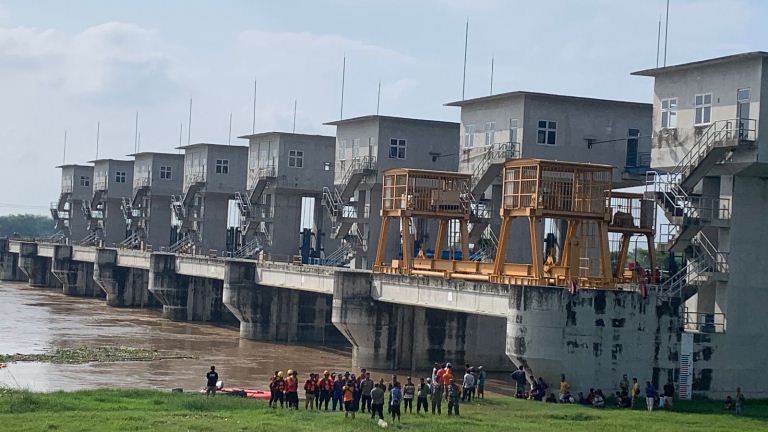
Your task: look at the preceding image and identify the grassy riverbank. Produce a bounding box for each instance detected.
[0,389,765,431]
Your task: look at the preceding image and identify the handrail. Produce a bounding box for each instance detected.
[339,156,377,187]
[691,231,729,273]
[470,142,520,190]
[671,118,756,180]
[683,308,726,333]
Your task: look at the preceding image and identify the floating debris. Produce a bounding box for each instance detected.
[0,346,197,364]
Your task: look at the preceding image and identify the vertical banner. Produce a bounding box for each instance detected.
[678,332,694,399]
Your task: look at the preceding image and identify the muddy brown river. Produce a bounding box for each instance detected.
[0,282,512,394]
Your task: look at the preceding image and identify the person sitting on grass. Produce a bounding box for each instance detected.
[577,392,589,405]
[592,389,606,408]
[559,390,574,404]
[615,391,626,408]
[545,392,557,403]
[723,395,734,412]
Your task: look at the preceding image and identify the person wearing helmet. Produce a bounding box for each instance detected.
[270,371,285,408]
[319,370,333,411]
[285,370,299,409]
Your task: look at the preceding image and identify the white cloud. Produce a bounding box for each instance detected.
[0,22,179,102]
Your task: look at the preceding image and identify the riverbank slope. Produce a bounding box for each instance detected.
[1,389,765,431]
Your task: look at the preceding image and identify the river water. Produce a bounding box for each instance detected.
[0,282,511,394]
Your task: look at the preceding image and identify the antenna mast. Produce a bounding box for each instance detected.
[63,130,67,164]
[376,80,381,115]
[462,18,469,100]
[252,78,257,134]
[490,56,494,96]
[340,55,346,120]
[95,121,100,159]
[292,99,297,133]
[134,111,139,153]
[228,113,233,145]
[663,0,670,66]
[187,97,192,145]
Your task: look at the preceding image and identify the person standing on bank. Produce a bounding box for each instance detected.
[205,366,219,396]
[359,372,374,414]
[645,381,656,412]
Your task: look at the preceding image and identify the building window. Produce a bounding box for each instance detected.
[389,138,406,159]
[323,162,331,171]
[661,98,678,129]
[694,93,712,126]
[288,150,304,168]
[537,120,557,145]
[115,171,126,183]
[160,166,172,180]
[626,128,640,167]
[509,119,519,143]
[338,140,347,161]
[80,176,90,187]
[464,124,475,148]
[484,122,495,146]
[215,159,229,174]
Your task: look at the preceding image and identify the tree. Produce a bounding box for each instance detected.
[0,214,55,238]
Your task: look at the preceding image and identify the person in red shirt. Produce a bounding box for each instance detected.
[318,370,333,411]
[304,373,317,410]
[284,369,299,410]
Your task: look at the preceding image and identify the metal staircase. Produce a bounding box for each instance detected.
[646,120,751,309]
[247,166,277,204]
[322,156,377,261]
[169,231,197,254]
[233,236,264,258]
[470,142,519,196]
[119,232,141,249]
[78,230,99,246]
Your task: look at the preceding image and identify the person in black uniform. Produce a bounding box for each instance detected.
[206,366,219,396]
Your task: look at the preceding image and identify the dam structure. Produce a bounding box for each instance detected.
[4,51,768,398]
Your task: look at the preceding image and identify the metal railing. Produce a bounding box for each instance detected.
[247,165,277,187]
[671,118,756,183]
[691,231,729,273]
[183,170,206,188]
[133,176,150,188]
[470,142,519,190]
[336,156,377,187]
[683,308,726,333]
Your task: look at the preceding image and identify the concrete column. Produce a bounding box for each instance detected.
[93,248,158,307]
[187,276,237,322]
[505,285,680,393]
[148,253,189,321]
[17,242,58,287]
[51,245,100,297]
[224,260,343,342]
[332,270,408,370]
[0,239,25,281]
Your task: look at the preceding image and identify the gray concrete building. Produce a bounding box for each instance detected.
[124,152,185,250]
[84,159,134,246]
[51,164,94,244]
[235,132,337,259]
[633,51,768,397]
[171,143,248,255]
[322,115,460,269]
[445,91,652,262]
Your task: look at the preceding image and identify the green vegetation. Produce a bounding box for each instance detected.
[0,389,764,432]
[0,214,54,238]
[0,346,196,365]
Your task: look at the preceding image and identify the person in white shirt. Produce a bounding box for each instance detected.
[462,371,475,402]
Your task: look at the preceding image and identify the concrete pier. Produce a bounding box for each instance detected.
[223,260,344,343]
[93,248,158,307]
[332,271,511,371]
[51,245,101,297]
[0,238,25,281]
[149,253,236,322]
[17,242,59,287]
[505,286,680,393]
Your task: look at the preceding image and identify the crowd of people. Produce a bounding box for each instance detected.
[262,362,486,422]
[205,363,748,421]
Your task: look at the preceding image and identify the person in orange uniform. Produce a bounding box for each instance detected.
[304,373,317,410]
[343,380,356,419]
[284,369,299,410]
[318,371,333,411]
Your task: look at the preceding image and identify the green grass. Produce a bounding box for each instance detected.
[0,389,764,431]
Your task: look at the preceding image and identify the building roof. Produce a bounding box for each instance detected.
[632,51,768,76]
[86,158,133,164]
[175,143,249,151]
[445,91,650,108]
[237,131,335,140]
[127,151,185,158]
[55,164,92,169]
[323,115,458,128]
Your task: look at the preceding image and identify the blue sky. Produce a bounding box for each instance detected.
[0,0,765,214]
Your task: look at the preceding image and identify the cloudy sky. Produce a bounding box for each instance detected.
[0,0,765,214]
